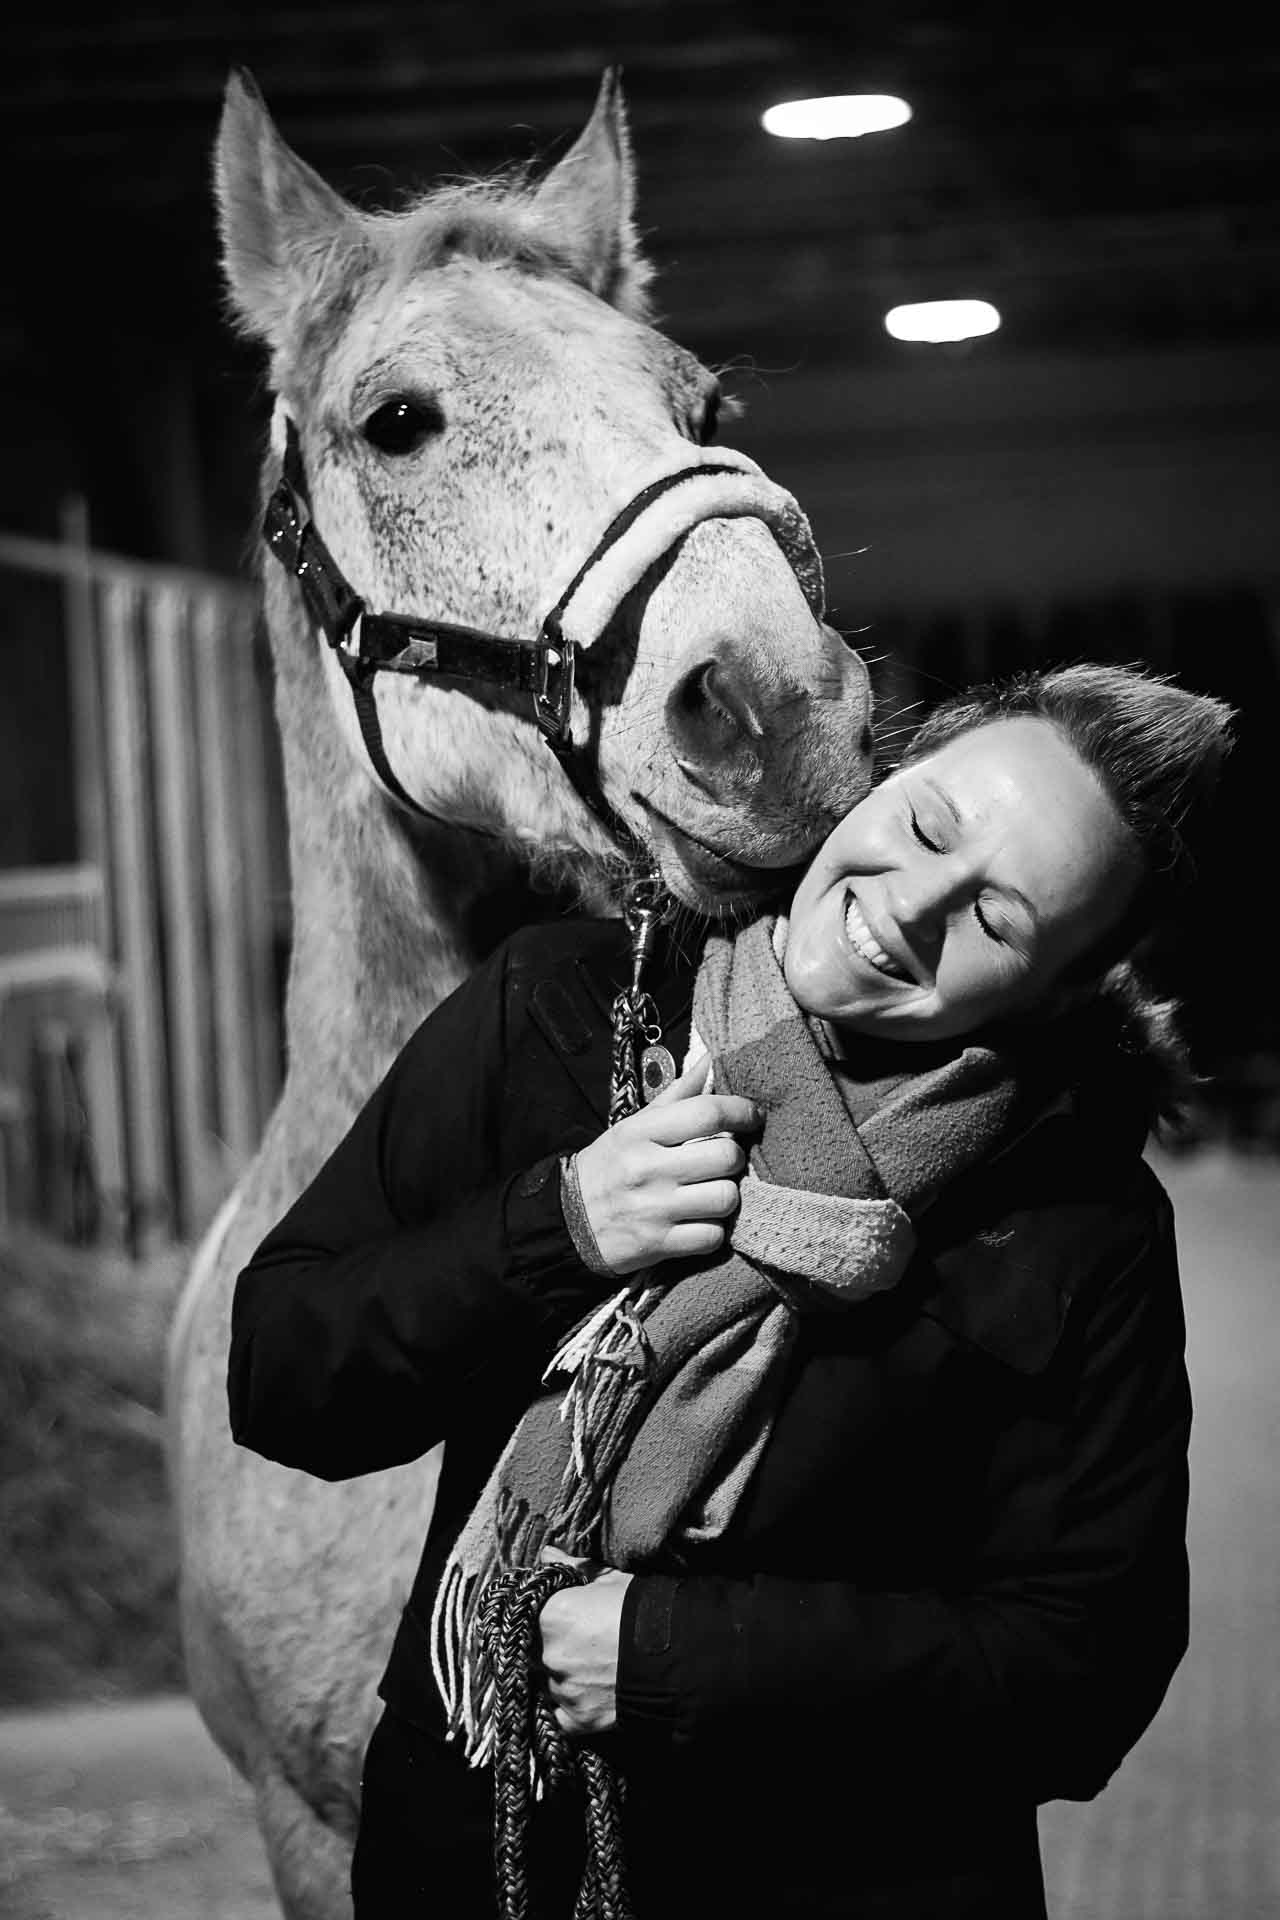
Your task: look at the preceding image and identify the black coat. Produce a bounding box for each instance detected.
[230,918,1191,1920]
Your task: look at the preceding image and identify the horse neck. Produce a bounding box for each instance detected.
[264,579,555,1182]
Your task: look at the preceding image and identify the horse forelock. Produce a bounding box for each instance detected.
[277,175,650,395]
[390,173,654,322]
[385,180,580,284]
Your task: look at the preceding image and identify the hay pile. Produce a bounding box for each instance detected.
[0,1232,188,1706]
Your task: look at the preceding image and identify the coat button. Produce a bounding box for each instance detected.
[517,1159,553,1197]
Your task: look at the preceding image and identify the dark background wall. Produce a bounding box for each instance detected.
[2,1,1278,1130]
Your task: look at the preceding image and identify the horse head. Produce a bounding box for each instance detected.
[216,70,873,909]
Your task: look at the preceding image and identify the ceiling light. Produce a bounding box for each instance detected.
[761,95,912,142]
[884,300,1002,343]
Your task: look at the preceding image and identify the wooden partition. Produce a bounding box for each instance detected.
[0,527,281,1249]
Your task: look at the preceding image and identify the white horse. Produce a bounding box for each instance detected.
[169,69,873,1918]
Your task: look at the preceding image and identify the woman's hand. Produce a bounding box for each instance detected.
[537,1547,632,1738]
[572,1061,762,1275]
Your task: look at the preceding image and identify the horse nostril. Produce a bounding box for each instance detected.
[673,661,712,722]
[704,660,763,740]
[666,651,769,799]
[859,723,873,758]
[671,655,762,751]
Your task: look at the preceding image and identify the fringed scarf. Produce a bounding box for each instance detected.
[432,914,1064,1766]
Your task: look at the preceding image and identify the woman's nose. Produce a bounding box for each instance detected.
[884,862,957,943]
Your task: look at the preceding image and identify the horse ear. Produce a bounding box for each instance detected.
[530,69,653,318]
[215,69,365,347]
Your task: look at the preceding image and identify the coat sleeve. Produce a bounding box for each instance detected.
[617,1190,1191,1806]
[228,942,608,1482]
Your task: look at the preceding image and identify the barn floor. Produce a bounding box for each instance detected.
[0,1145,1276,1919]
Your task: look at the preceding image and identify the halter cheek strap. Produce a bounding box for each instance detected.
[263,419,556,825]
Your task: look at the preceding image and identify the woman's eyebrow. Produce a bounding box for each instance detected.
[921,776,964,831]
[998,883,1041,932]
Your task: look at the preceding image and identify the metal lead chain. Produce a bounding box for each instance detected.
[607,873,675,1122]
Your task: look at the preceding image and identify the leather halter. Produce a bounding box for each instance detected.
[263,416,754,857]
[260,414,829,1117]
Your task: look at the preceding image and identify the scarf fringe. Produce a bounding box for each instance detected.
[431,1288,662,1770]
[429,1557,492,1767]
[431,1484,547,1769]
[546,1281,662,1551]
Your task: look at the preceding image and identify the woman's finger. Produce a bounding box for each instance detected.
[540,1544,592,1570]
[669,1135,746,1185]
[643,1092,762,1146]
[661,1220,727,1259]
[669,1177,741,1222]
[646,1057,710,1107]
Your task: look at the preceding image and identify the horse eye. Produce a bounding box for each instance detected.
[362,397,445,456]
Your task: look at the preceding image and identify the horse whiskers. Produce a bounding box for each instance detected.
[872,725,926,752]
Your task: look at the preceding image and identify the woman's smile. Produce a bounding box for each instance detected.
[842,891,915,984]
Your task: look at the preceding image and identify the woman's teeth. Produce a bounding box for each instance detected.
[844,895,909,981]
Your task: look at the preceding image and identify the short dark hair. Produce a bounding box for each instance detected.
[896,661,1236,1119]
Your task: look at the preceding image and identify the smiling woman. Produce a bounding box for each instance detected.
[227,660,1235,1920]
[785,711,1142,1041]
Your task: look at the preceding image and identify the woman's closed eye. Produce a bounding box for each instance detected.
[973,899,1006,945]
[910,810,945,854]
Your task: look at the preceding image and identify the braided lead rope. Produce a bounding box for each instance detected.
[478,1564,634,1920]
[607,987,647,1125]
[474,876,659,1914]
[575,1748,632,1920]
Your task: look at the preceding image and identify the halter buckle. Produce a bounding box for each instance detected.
[533,618,576,746]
